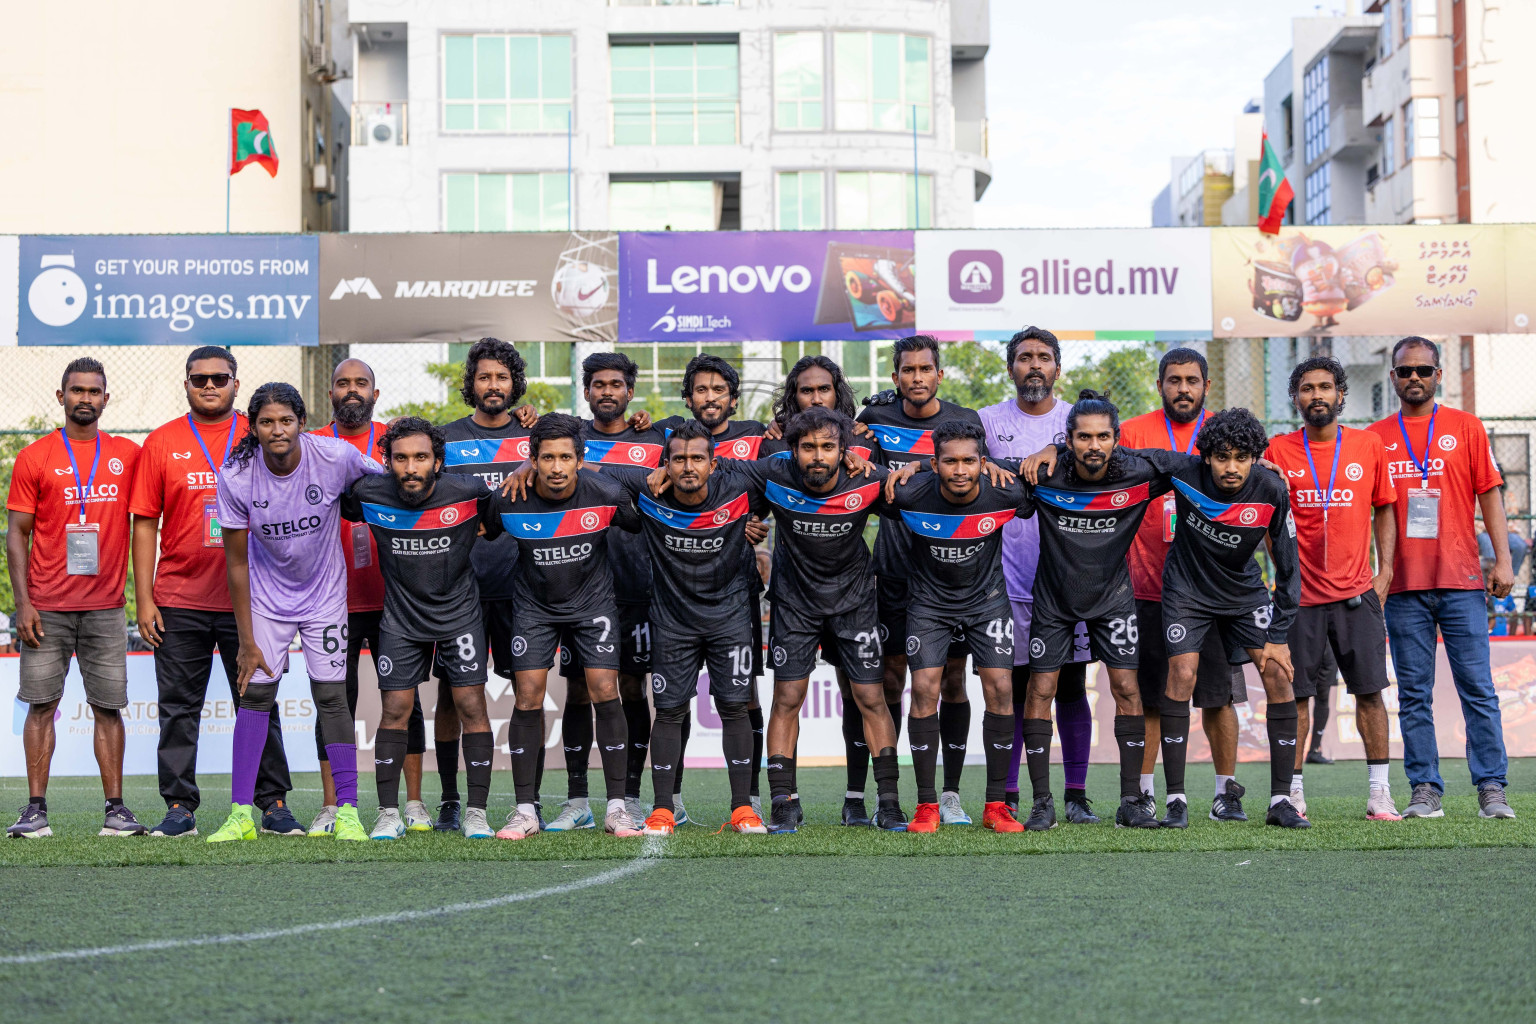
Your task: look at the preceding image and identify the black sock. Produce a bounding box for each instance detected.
[1160,704,1190,798]
[373,727,408,809]
[873,749,901,807]
[747,706,765,798]
[462,731,493,810]
[436,736,461,803]
[767,753,797,800]
[1113,715,1146,799]
[981,711,1012,803]
[563,703,593,800]
[675,713,691,796]
[622,699,651,799]
[1267,700,1299,797]
[841,696,869,794]
[719,704,754,811]
[1022,718,1054,800]
[593,698,629,801]
[649,708,686,812]
[534,712,546,802]
[32,796,47,812]
[510,708,543,805]
[105,796,125,813]
[939,699,971,793]
[888,702,904,742]
[908,713,941,804]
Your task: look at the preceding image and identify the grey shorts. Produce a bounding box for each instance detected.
[19,608,129,709]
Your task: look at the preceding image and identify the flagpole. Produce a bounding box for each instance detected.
[226,107,232,233]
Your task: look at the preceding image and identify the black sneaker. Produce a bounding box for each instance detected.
[434,800,462,832]
[8,802,52,838]
[767,797,799,835]
[1305,749,1334,765]
[150,803,198,837]
[1115,795,1160,829]
[873,803,909,831]
[1004,791,1021,816]
[1135,792,1156,819]
[1159,798,1189,829]
[789,798,805,829]
[260,800,305,836]
[841,797,873,827]
[1210,780,1248,822]
[1266,798,1312,829]
[1064,794,1100,824]
[1024,794,1058,831]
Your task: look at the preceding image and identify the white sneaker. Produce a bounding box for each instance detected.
[370,807,406,840]
[307,805,338,837]
[496,808,541,841]
[939,791,973,825]
[403,800,432,832]
[1289,787,1307,818]
[1366,785,1402,821]
[545,798,595,831]
[605,806,645,837]
[462,806,493,839]
[672,796,690,825]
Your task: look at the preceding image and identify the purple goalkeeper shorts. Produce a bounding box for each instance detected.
[250,607,350,685]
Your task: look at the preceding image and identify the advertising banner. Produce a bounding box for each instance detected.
[915,228,1214,339]
[17,235,319,345]
[0,236,17,346]
[1211,224,1509,338]
[618,230,914,343]
[1504,224,1536,333]
[320,232,618,345]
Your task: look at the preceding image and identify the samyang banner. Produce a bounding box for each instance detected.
[618,230,914,343]
[320,232,618,344]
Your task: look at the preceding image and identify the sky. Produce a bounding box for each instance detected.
[977,0,1352,228]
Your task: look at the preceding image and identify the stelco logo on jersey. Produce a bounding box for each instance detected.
[260,515,323,537]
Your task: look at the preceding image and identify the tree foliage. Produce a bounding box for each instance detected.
[937,341,1011,410]
[1058,343,1162,421]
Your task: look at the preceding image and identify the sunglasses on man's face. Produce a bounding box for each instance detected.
[1392,365,1437,379]
[187,373,233,388]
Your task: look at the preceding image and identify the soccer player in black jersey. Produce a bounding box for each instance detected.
[857,336,982,827]
[1159,408,1307,828]
[889,421,1028,833]
[1017,391,1191,831]
[486,414,643,841]
[339,418,500,840]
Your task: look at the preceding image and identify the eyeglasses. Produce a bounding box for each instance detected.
[187,373,233,388]
[1392,365,1437,379]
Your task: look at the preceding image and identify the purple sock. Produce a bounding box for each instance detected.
[1006,706,1026,791]
[1057,696,1093,791]
[231,708,270,807]
[326,743,359,807]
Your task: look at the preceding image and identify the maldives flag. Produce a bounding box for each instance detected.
[1256,130,1293,235]
[230,109,279,177]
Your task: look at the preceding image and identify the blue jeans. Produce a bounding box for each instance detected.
[1384,588,1508,792]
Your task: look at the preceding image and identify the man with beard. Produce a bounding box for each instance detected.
[857,336,983,827]
[979,327,1098,825]
[6,358,146,838]
[341,419,500,839]
[1264,357,1400,819]
[1119,348,1253,826]
[130,346,296,837]
[1369,338,1515,819]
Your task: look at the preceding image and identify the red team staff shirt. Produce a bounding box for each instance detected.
[6,430,141,611]
[1264,426,1396,606]
[128,412,248,611]
[311,421,388,613]
[1367,404,1502,594]
[1119,409,1205,601]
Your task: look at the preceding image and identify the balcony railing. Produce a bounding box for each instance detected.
[352,102,408,146]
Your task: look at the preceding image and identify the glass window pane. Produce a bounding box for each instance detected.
[476,36,507,100]
[476,174,507,231]
[543,341,572,377]
[871,173,904,227]
[521,343,541,378]
[510,174,540,229]
[655,101,695,145]
[904,35,930,105]
[541,35,572,99]
[444,174,476,231]
[696,103,736,145]
[800,172,823,228]
[542,173,570,232]
[872,101,901,132]
[803,100,823,130]
[696,65,737,98]
[610,45,650,69]
[777,172,799,229]
[776,100,798,130]
[477,103,507,131]
[445,36,474,100]
[836,172,869,229]
[833,33,867,130]
[444,102,474,131]
[871,34,901,103]
[505,104,537,131]
[612,67,650,98]
[613,102,652,146]
[542,102,572,133]
[507,36,537,99]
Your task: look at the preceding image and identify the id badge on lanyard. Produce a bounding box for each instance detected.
[1406,488,1440,539]
[350,521,373,569]
[202,494,224,548]
[1161,412,1202,544]
[1163,493,1178,542]
[65,522,101,575]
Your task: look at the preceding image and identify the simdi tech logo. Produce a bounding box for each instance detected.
[949,249,1003,304]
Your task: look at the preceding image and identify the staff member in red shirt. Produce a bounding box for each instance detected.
[5,358,146,838]
[307,358,430,835]
[130,346,300,838]
[1368,337,1516,819]
[1265,357,1400,821]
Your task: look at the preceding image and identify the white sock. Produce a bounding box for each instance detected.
[846,790,864,800]
[607,797,625,815]
[790,792,799,801]
[517,802,537,816]
[1291,772,1305,793]
[1139,773,1156,797]
[568,796,589,808]
[1270,794,1290,808]
[1215,774,1235,798]
[941,789,960,800]
[1166,792,1185,806]
[1368,762,1390,788]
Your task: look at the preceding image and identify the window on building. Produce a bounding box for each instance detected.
[1303,56,1330,165]
[774,32,824,131]
[834,171,932,229]
[777,171,825,230]
[1379,1,1394,59]
[1305,162,1331,225]
[443,172,570,231]
[1402,0,1413,42]
[608,180,720,230]
[442,34,572,133]
[1382,114,1396,175]
[832,32,932,133]
[1412,96,1440,157]
[611,42,739,146]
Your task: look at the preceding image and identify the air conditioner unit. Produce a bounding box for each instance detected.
[311,163,330,192]
[366,106,399,145]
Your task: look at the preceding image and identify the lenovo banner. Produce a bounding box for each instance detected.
[320,232,618,345]
[915,228,1214,339]
[618,230,915,343]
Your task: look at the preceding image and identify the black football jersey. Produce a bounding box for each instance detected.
[579,419,666,605]
[441,415,531,602]
[890,467,1028,616]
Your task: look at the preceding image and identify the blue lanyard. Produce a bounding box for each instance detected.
[1301,426,1343,525]
[187,413,237,479]
[60,430,100,525]
[1164,410,1205,455]
[334,422,377,462]
[1397,404,1439,488]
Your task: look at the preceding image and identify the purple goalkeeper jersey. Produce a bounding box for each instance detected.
[217,433,383,619]
[977,396,1070,603]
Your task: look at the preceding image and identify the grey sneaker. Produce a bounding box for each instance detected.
[1478,783,1516,819]
[369,807,406,840]
[938,791,973,825]
[673,796,690,826]
[100,804,149,836]
[403,800,433,832]
[307,805,339,837]
[624,796,647,823]
[462,806,493,839]
[1402,783,1444,818]
[545,798,595,832]
[749,795,762,819]
[7,802,52,838]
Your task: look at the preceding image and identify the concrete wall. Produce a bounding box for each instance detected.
[1466,0,1536,223]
